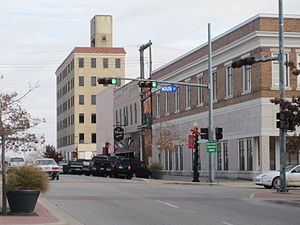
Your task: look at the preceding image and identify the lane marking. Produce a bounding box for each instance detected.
[155,200,179,208]
[222,222,234,225]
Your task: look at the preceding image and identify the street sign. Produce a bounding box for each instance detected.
[114,127,124,141]
[206,141,217,153]
[160,85,177,92]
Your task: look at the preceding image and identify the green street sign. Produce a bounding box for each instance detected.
[206,141,217,153]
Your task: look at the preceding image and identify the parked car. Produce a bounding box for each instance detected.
[69,159,86,175]
[58,160,70,174]
[81,159,91,176]
[8,157,25,168]
[34,158,60,180]
[254,164,300,189]
[89,156,112,176]
[110,158,151,179]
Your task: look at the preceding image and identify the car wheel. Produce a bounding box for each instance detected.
[263,185,272,189]
[272,177,280,189]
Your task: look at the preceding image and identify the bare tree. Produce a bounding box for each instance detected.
[153,124,184,162]
[0,87,45,215]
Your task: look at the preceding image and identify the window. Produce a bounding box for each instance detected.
[226,66,233,97]
[239,139,252,171]
[247,139,253,171]
[165,150,169,170]
[130,104,133,125]
[79,95,84,105]
[79,76,84,86]
[79,133,84,143]
[134,103,137,124]
[175,87,180,112]
[217,141,229,171]
[79,113,84,123]
[115,58,121,68]
[91,114,96,123]
[185,85,191,108]
[91,58,96,68]
[179,146,183,170]
[116,110,118,125]
[103,58,108,68]
[79,58,84,68]
[169,151,173,170]
[156,94,161,117]
[165,92,170,114]
[91,95,96,105]
[91,76,97,86]
[119,109,122,125]
[197,77,203,105]
[296,53,300,88]
[175,146,179,170]
[243,65,251,92]
[213,72,217,100]
[91,133,96,143]
[272,53,289,87]
[102,35,106,41]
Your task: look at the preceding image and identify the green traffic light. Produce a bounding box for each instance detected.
[111,78,118,85]
[152,82,158,88]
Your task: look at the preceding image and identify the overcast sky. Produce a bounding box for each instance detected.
[0,0,299,147]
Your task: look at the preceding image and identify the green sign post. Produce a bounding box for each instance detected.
[206,141,217,153]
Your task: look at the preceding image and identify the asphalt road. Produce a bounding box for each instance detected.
[44,175,300,225]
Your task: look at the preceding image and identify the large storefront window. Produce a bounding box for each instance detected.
[239,139,253,171]
[217,141,229,171]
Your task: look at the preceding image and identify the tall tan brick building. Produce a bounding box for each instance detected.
[151,14,300,179]
[56,15,126,159]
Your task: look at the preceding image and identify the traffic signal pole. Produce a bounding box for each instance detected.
[208,23,214,183]
[278,0,287,192]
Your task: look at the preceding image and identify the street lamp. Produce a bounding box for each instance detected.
[192,122,200,182]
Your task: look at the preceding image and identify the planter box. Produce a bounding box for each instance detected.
[151,170,164,179]
[7,190,40,213]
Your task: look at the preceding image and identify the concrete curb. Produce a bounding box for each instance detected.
[39,197,84,225]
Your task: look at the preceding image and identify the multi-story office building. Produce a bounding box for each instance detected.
[56,15,126,159]
[151,14,300,179]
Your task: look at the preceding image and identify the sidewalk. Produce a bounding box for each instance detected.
[0,196,83,225]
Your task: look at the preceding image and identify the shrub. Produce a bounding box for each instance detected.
[7,166,49,192]
[149,162,164,171]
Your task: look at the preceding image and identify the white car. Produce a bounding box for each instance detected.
[34,158,60,180]
[254,164,300,189]
[8,157,25,168]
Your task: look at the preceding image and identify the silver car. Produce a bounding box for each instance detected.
[254,164,300,189]
[34,158,60,180]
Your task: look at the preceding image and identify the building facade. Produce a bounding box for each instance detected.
[151,14,300,179]
[56,15,126,160]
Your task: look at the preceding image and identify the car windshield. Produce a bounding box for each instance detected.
[285,165,297,172]
[10,158,24,162]
[35,159,56,165]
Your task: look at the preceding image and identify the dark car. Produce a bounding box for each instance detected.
[59,160,71,174]
[69,159,89,175]
[110,158,151,179]
[81,159,91,175]
[89,156,112,176]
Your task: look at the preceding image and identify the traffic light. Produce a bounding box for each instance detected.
[232,57,256,68]
[138,81,158,88]
[215,127,223,140]
[200,128,208,140]
[276,112,295,131]
[98,77,121,86]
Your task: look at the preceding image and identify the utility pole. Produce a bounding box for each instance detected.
[0,100,7,215]
[278,0,287,192]
[139,40,152,163]
[208,23,214,183]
